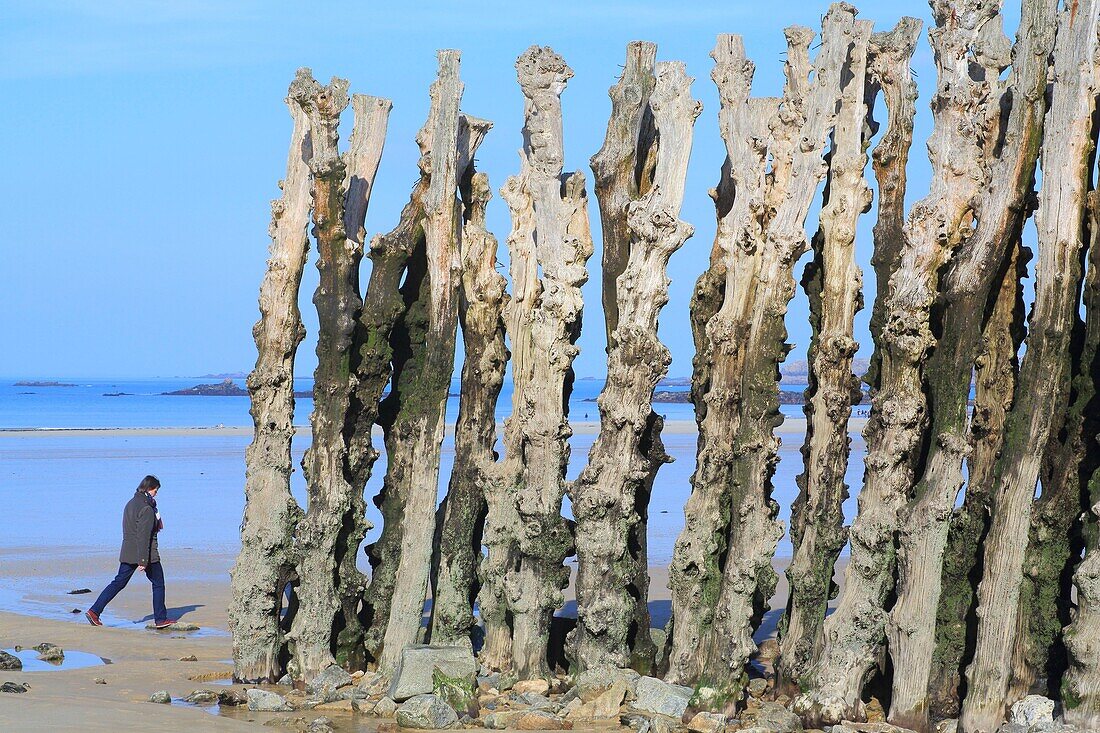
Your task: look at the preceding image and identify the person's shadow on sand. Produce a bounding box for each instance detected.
[138,604,204,623]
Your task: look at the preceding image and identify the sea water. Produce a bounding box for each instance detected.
[0,377,863,562]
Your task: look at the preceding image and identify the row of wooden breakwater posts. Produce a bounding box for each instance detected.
[227,2,1100,732]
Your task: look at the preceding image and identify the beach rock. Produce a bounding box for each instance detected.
[145,621,200,631]
[396,693,460,729]
[36,645,64,662]
[218,688,249,706]
[306,664,354,697]
[934,721,958,733]
[67,588,92,595]
[632,676,693,719]
[0,651,22,670]
[309,717,336,733]
[622,713,652,733]
[755,638,780,662]
[650,713,686,733]
[185,688,220,704]
[747,678,769,699]
[687,712,727,733]
[831,724,918,733]
[498,670,519,692]
[997,725,1028,733]
[389,645,478,702]
[575,665,641,702]
[149,690,171,704]
[179,654,198,662]
[739,701,802,733]
[484,710,526,729]
[1010,696,1056,729]
[248,688,294,712]
[312,699,357,713]
[434,667,478,714]
[514,710,566,730]
[373,696,398,717]
[1,682,29,694]
[277,673,293,686]
[514,691,555,709]
[94,677,107,685]
[864,698,887,724]
[513,678,550,696]
[71,608,81,614]
[567,681,627,720]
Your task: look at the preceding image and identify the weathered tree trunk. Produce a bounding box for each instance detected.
[667,32,773,688]
[777,17,872,696]
[670,7,854,705]
[289,74,358,682]
[928,239,1026,718]
[1063,187,1100,729]
[888,0,1057,728]
[1012,160,1100,701]
[494,45,593,680]
[860,19,922,397]
[960,6,1098,730]
[429,122,508,648]
[230,68,313,683]
[795,0,990,721]
[572,57,699,672]
[328,93,393,671]
[359,50,466,675]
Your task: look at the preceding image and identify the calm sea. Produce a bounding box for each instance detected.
[0,377,865,562]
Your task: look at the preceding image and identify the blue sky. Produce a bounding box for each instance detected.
[1,1,1025,379]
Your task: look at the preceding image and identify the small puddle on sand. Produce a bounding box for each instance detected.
[4,648,109,672]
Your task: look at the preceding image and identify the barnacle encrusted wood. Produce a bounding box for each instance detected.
[489,45,593,679]
[572,52,699,672]
[778,16,872,695]
[360,50,467,675]
[230,68,315,684]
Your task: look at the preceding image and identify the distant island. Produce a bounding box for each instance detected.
[199,372,249,379]
[164,378,315,398]
[13,380,78,387]
[102,392,132,397]
[164,379,248,397]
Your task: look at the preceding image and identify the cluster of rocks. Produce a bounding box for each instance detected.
[4,642,65,665]
[148,646,1087,733]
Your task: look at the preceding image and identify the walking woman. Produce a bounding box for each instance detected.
[85,475,176,628]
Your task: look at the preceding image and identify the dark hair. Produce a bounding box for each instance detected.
[138,475,161,492]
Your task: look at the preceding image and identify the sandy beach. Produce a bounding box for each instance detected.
[0,414,862,730]
[0,543,832,732]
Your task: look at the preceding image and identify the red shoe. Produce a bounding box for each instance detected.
[153,619,178,629]
[85,610,103,626]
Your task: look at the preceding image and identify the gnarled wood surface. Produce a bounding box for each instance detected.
[929,238,1026,718]
[890,0,1056,728]
[796,1,991,721]
[670,6,854,705]
[1063,185,1100,729]
[778,17,872,695]
[572,57,699,672]
[289,74,356,683]
[360,50,466,676]
[429,118,506,649]
[230,68,313,683]
[495,45,593,680]
[960,5,1098,730]
[667,32,772,688]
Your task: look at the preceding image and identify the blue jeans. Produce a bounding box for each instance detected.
[90,562,167,623]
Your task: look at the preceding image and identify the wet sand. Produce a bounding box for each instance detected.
[0,545,842,732]
[0,416,869,439]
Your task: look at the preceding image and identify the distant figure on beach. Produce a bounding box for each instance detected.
[85,475,177,628]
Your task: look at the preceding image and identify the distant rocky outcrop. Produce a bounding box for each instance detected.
[163,379,247,397]
[13,380,77,387]
[647,388,873,406]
